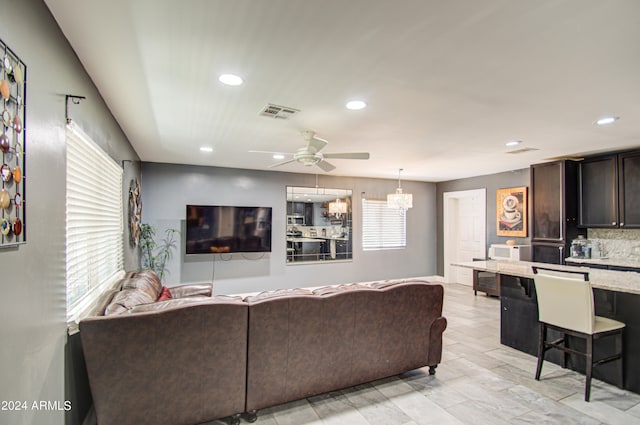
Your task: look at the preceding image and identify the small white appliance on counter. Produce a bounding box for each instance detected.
[489,244,531,261]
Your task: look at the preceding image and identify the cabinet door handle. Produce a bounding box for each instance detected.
[620,222,624,226]
[612,222,617,225]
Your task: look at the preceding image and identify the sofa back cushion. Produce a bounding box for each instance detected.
[244,288,314,303]
[104,288,157,316]
[121,270,163,299]
[127,295,244,314]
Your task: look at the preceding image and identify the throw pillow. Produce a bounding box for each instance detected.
[157,286,173,302]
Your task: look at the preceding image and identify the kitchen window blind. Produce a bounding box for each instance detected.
[362,198,406,250]
[66,122,123,321]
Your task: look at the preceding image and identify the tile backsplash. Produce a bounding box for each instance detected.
[587,228,640,259]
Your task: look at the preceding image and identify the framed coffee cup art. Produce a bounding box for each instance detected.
[496,186,527,237]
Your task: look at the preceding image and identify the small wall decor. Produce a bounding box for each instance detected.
[128,178,142,246]
[0,37,26,248]
[496,186,527,237]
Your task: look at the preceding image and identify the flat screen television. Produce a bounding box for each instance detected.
[186,205,272,254]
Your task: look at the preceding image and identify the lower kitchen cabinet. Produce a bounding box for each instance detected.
[531,243,566,265]
[499,275,540,357]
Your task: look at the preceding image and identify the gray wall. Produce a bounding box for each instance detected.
[0,1,139,424]
[436,168,530,275]
[141,162,437,295]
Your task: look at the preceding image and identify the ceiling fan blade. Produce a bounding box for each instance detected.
[268,159,297,168]
[316,160,336,172]
[323,152,370,160]
[307,136,328,153]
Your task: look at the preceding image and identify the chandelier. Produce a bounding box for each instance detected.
[387,168,413,211]
[329,194,347,218]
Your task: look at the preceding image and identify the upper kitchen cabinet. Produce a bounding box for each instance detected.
[531,160,581,242]
[578,151,640,228]
[618,151,640,228]
[578,155,618,227]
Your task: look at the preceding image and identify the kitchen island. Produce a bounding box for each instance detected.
[286,236,351,262]
[453,260,640,394]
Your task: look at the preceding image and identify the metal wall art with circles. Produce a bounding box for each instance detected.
[0,37,26,248]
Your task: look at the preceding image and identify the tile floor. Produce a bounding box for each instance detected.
[211,281,640,425]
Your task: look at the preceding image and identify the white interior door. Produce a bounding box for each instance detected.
[444,189,486,285]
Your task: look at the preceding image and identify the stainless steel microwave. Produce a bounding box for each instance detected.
[287,215,305,225]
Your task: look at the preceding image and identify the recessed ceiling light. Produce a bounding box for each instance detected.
[218,74,243,86]
[505,140,522,147]
[200,146,214,153]
[273,154,285,160]
[595,116,619,126]
[346,100,367,110]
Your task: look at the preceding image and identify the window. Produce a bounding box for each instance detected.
[362,198,407,250]
[66,122,123,321]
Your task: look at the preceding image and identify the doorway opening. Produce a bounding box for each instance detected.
[443,189,486,285]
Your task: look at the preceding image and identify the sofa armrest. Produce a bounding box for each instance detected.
[170,283,213,298]
[427,316,448,366]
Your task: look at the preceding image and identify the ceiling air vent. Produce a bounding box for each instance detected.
[506,147,539,154]
[259,104,300,120]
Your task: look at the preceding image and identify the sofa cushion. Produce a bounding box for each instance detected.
[127,295,245,314]
[169,283,213,298]
[244,288,314,303]
[312,283,375,295]
[120,270,163,300]
[104,288,157,316]
[85,288,121,317]
[368,278,430,289]
[104,302,128,316]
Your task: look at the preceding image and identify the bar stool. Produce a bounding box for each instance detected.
[531,266,625,401]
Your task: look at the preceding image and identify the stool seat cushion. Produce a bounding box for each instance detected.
[593,315,625,334]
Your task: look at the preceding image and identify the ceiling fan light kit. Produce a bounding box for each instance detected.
[260,130,370,172]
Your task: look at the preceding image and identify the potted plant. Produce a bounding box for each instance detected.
[139,223,178,282]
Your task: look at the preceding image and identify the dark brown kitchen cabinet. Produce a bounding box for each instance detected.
[578,150,640,228]
[578,155,618,227]
[619,151,640,228]
[531,243,566,265]
[288,202,314,225]
[530,160,584,264]
[531,161,563,241]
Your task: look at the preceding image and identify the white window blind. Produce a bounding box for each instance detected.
[66,122,123,319]
[362,198,407,250]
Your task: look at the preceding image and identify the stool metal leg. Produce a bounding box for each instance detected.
[535,322,546,380]
[616,331,624,389]
[585,335,594,401]
[561,334,568,369]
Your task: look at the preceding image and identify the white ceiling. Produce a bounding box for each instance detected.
[44,0,640,182]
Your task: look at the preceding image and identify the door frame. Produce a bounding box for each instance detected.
[443,188,487,284]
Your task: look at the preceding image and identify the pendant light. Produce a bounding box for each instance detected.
[328,193,347,218]
[387,168,413,211]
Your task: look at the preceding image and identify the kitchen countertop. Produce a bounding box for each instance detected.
[287,236,349,242]
[452,259,640,295]
[564,256,640,269]
[287,237,325,243]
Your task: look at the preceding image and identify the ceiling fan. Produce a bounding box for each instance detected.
[251,130,370,172]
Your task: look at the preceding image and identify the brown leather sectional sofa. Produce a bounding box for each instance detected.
[80,274,447,425]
